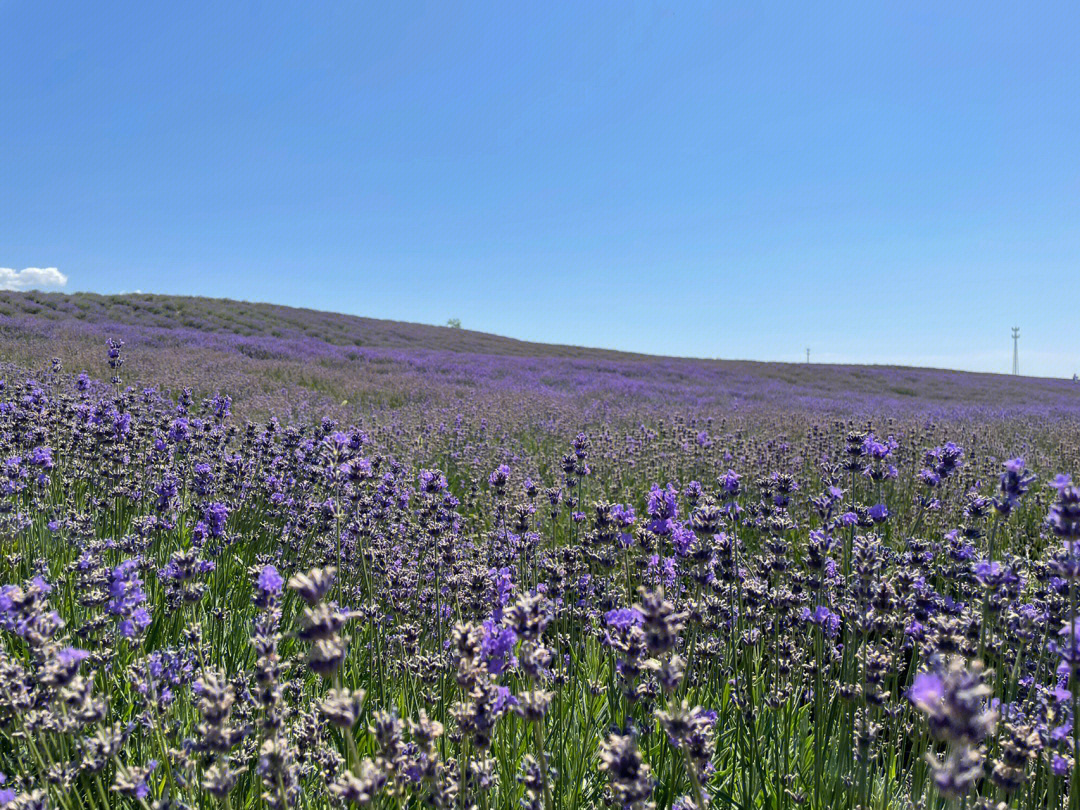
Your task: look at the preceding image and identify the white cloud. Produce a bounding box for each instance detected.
[0,267,68,291]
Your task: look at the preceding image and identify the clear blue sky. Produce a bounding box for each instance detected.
[2,2,1078,376]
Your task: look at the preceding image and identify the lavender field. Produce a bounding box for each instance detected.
[2,291,1080,810]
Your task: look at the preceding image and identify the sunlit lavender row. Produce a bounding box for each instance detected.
[2,326,1080,810]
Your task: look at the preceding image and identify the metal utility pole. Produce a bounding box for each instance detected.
[806,347,810,364]
[1012,327,1020,375]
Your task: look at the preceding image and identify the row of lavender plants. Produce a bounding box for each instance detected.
[1,341,1080,810]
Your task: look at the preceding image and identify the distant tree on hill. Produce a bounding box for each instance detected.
[447,318,462,329]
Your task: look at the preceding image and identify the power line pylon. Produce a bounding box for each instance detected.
[1012,327,1020,375]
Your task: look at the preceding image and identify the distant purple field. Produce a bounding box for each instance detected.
[2,291,1078,428]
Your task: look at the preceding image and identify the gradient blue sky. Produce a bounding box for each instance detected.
[2,2,1078,376]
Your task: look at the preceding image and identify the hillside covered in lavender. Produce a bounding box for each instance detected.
[1,290,1079,810]
[2,291,1077,425]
